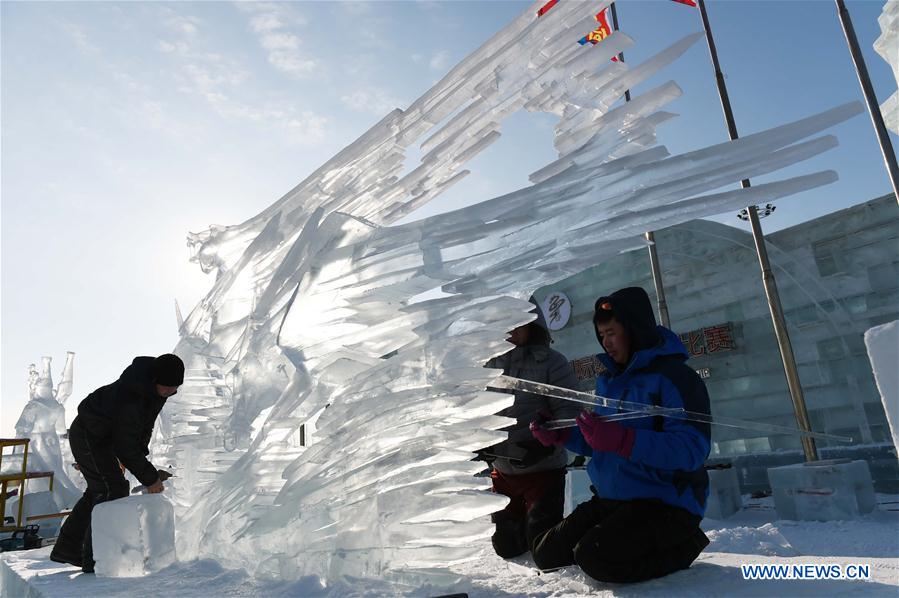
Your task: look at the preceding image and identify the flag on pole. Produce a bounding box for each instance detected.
[670,0,697,6]
[578,7,613,45]
[537,0,558,17]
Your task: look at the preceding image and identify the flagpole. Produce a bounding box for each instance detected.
[835,0,899,205]
[610,2,671,328]
[696,0,818,462]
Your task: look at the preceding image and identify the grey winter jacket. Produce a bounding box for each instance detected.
[486,344,581,475]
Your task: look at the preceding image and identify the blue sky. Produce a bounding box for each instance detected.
[2,1,896,436]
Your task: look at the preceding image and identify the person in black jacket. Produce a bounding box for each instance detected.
[50,354,184,573]
[482,300,581,559]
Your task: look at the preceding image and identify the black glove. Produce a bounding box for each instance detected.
[157,469,174,481]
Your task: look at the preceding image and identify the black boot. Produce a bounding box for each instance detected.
[49,545,82,568]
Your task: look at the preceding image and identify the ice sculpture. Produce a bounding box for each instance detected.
[864,321,899,452]
[875,0,899,134]
[13,353,81,507]
[156,0,862,586]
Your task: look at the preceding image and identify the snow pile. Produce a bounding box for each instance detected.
[875,0,899,134]
[706,523,798,556]
[92,495,176,577]
[864,320,899,452]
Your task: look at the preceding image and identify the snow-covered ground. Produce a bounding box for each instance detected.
[3,494,897,597]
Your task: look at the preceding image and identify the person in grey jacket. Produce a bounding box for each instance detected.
[483,301,581,559]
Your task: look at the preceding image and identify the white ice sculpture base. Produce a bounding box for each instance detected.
[92,495,176,577]
[767,459,876,522]
[705,467,743,520]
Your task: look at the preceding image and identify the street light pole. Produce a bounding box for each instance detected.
[697,0,818,461]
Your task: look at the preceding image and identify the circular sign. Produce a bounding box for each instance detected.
[541,291,571,331]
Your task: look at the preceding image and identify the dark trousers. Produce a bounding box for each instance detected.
[531,496,710,583]
[490,468,566,558]
[51,418,129,569]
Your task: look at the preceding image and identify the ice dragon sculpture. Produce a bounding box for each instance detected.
[155,0,862,587]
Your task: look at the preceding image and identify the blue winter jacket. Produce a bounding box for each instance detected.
[564,327,711,517]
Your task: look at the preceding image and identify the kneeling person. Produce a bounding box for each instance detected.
[530,287,710,583]
[483,301,581,559]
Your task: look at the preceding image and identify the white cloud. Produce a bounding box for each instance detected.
[286,111,329,146]
[337,2,373,17]
[267,52,316,76]
[168,16,199,36]
[341,88,406,116]
[259,32,300,52]
[250,13,284,33]
[60,22,99,55]
[429,50,450,70]
[236,4,316,78]
[160,6,201,36]
[157,40,190,54]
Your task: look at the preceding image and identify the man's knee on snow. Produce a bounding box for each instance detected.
[572,524,709,583]
[572,528,652,583]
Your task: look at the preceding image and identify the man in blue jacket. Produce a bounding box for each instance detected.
[529,287,710,583]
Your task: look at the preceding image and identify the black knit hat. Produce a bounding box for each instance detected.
[592,287,661,353]
[151,354,184,386]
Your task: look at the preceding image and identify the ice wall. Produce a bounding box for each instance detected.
[13,353,81,507]
[875,0,899,134]
[160,0,862,586]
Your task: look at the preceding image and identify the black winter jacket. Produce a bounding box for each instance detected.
[486,344,581,475]
[75,357,166,487]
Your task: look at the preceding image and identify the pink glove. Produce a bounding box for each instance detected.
[529,409,571,447]
[576,411,636,458]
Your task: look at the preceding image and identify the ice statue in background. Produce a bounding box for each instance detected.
[14,353,81,506]
[875,0,899,134]
[158,0,862,588]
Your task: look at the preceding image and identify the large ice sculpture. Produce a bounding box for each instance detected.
[156,0,862,586]
[12,353,81,507]
[875,0,899,134]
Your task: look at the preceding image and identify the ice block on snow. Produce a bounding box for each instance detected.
[705,467,742,520]
[92,495,176,577]
[767,459,876,522]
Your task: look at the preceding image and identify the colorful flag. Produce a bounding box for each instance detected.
[578,7,613,46]
[671,0,697,6]
[537,0,558,17]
